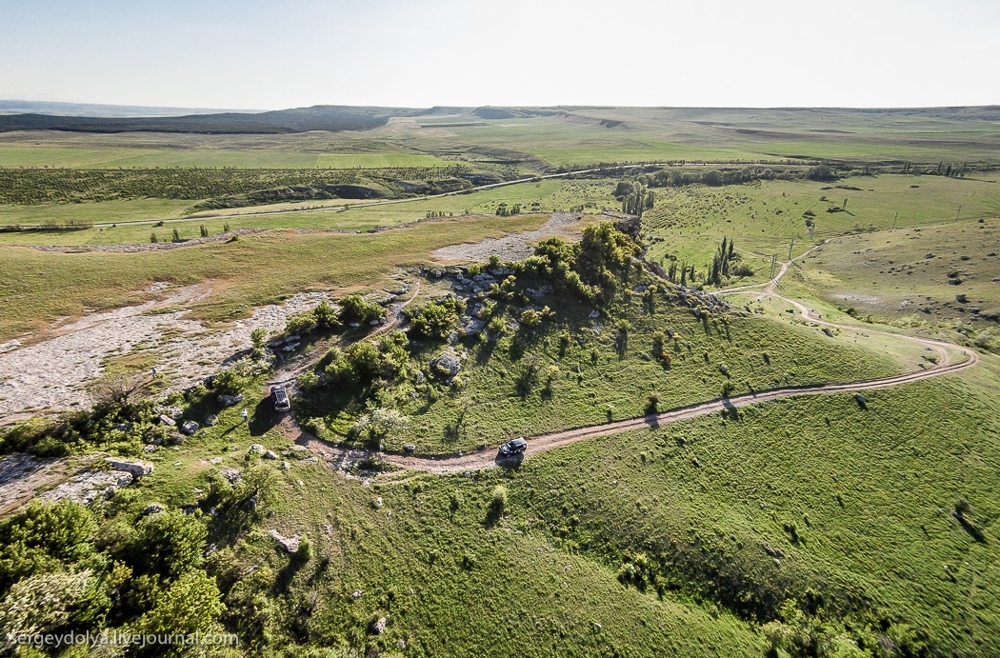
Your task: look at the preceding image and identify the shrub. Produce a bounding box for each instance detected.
[313,300,341,330]
[491,485,508,512]
[645,394,660,415]
[284,312,317,336]
[339,295,383,324]
[297,371,319,390]
[406,296,466,339]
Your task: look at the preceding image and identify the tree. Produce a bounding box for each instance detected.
[150,233,158,244]
[352,408,408,449]
[131,571,225,639]
[86,370,155,408]
[122,509,207,582]
[199,225,209,238]
[171,228,180,243]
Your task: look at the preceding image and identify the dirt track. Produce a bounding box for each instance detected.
[376,247,978,473]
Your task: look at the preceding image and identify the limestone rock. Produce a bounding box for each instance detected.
[104,458,153,478]
[179,420,200,435]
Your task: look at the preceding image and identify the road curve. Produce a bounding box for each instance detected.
[380,245,979,473]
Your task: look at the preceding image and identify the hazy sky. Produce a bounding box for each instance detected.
[2,0,998,110]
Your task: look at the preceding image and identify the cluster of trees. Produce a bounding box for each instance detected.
[0,166,468,206]
[630,164,841,189]
[521,222,642,306]
[614,181,655,217]
[707,237,753,286]
[322,331,411,398]
[495,203,521,217]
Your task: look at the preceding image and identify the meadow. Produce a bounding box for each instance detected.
[2,106,1000,657]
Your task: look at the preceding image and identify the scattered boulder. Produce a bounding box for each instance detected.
[179,420,200,436]
[822,328,834,337]
[263,450,279,460]
[282,461,290,471]
[104,458,153,478]
[269,529,301,554]
[143,503,166,516]
[249,444,266,456]
[370,616,387,635]
[166,434,184,446]
[352,590,364,600]
[142,444,157,454]
[403,444,416,455]
[956,293,968,304]
[430,350,461,379]
[218,393,244,407]
[204,415,218,427]
[719,364,729,374]
[157,414,176,426]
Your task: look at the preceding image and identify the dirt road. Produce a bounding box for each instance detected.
[375,247,978,473]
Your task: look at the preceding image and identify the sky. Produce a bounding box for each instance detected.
[1,0,998,110]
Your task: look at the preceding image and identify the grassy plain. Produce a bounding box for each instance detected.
[0,214,547,343]
[642,175,1000,286]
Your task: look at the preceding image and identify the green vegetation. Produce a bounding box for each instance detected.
[3,105,1000,657]
[295,224,906,453]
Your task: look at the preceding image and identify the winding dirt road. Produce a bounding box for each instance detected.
[375,245,978,473]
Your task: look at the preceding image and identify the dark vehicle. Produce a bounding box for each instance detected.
[271,385,291,412]
[498,438,527,456]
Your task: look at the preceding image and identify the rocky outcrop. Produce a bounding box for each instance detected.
[104,458,153,478]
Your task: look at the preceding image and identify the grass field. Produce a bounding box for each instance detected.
[118,353,1000,656]
[0,214,547,343]
[642,175,1000,287]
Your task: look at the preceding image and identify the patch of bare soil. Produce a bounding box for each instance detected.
[432,212,582,263]
[0,283,332,422]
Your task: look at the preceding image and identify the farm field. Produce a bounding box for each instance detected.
[1,105,999,658]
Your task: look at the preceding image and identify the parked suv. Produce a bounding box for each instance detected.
[271,385,291,412]
[498,438,527,456]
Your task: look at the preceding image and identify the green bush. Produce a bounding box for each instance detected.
[406,296,466,339]
[339,295,384,324]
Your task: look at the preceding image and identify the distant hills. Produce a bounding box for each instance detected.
[0,105,426,134]
[0,101,998,135]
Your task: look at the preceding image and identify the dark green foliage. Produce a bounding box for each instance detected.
[406,296,466,339]
[0,166,467,205]
[338,294,384,324]
[119,509,207,581]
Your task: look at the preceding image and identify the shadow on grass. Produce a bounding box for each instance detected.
[248,398,281,437]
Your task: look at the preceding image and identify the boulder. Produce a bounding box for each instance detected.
[269,529,301,554]
[263,450,279,460]
[179,420,200,436]
[249,444,266,456]
[430,351,461,379]
[370,616,387,635]
[157,414,176,426]
[104,458,153,478]
[218,393,244,408]
[220,467,242,484]
[719,364,729,374]
[41,470,134,505]
[204,415,218,427]
[142,444,157,454]
[143,503,166,516]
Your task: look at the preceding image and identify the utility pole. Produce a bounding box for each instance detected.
[955,205,961,223]
[770,254,777,280]
[892,211,898,230]
[788,239,795,261]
